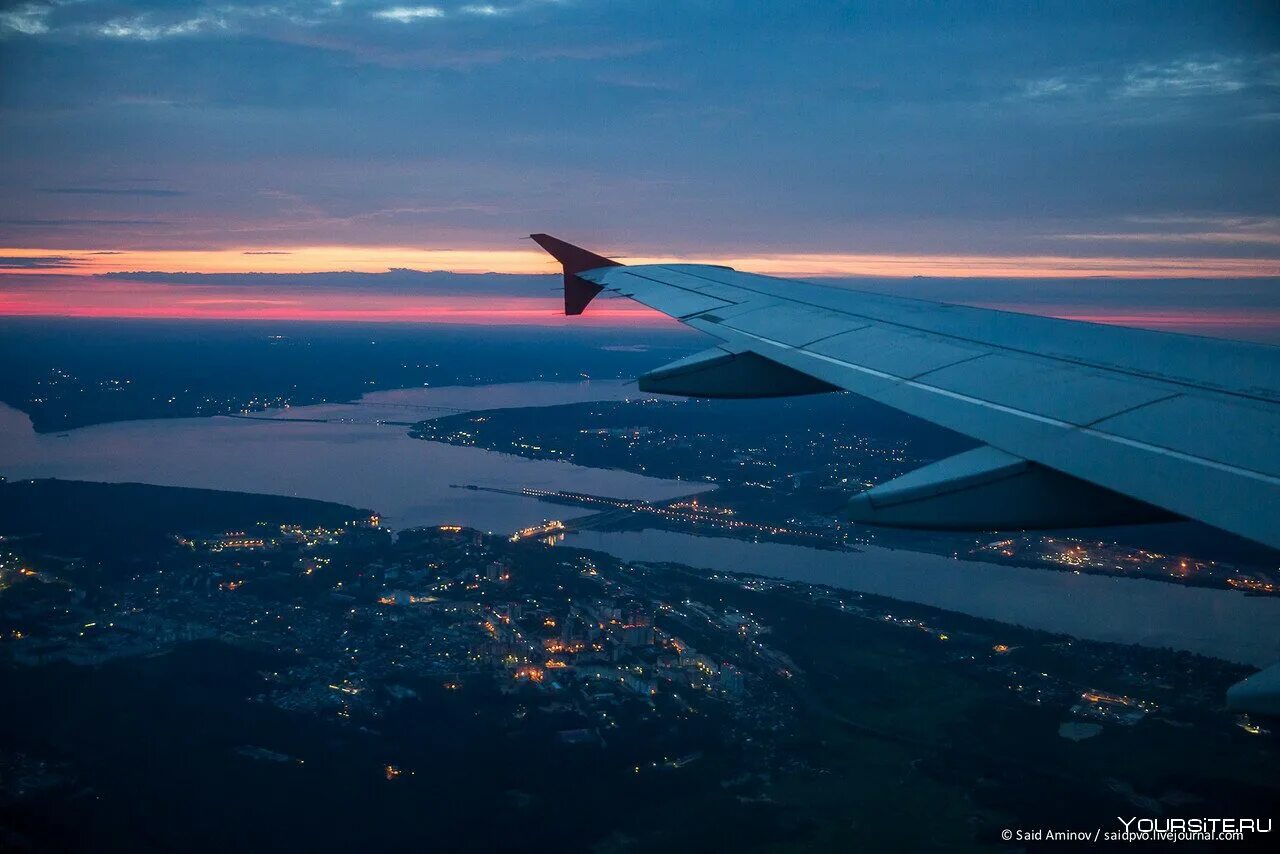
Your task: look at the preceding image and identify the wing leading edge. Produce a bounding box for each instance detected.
[530,233,1280,553]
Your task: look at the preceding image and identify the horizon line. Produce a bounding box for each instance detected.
[3,245,1279,279]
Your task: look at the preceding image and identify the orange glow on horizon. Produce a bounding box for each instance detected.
[0,279,1273,336]
[2,244,1278,279]
[0,246,555,276]
[0,303,666,324]
[2,247,1277,334]
[0,281,669,325]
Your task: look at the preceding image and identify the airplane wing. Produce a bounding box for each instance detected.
[531,234,1280,552]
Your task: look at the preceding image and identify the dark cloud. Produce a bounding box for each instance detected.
[0,1,1276,258]
[0,218,172,226]
[94,269,554,295]
[0,255,79,269]
[40,187,187,197]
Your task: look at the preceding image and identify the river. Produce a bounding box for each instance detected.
[2,381,1278,666]
[0,381,697,532]
[568,530,1280,666]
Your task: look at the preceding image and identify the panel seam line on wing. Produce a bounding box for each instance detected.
[725,326,1280,488]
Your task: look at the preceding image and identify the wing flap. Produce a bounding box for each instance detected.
[846,445,1173,530]
[1227,664,1280,716]
[638,346,838,398]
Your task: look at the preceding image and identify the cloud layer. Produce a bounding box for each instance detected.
[0,1,1277,265]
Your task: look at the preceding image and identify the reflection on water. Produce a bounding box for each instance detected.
[0,381,696,532]
[567,529,1280,666]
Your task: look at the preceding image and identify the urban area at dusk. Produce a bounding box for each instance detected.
[2,2,1279,851]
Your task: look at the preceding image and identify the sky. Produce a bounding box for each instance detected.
[1,1,1278,325]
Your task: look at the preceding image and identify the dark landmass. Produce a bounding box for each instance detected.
[0,479,369,556]
[1,480,1277,852]
[0,319,700,433]
[412,393,975,546]
[414,393,976,485]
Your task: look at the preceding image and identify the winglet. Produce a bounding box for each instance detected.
[529,233,622,315]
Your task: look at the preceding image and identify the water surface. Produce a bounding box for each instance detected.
[0,381,696,532]
[568,529,1280,666]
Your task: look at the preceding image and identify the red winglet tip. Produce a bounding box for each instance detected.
[528,234,621,315]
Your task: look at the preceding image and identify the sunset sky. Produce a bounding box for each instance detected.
[1,1,1278,325]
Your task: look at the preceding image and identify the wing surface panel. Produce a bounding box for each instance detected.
[719,303,862,347]
[807,326,987,380]
[919,353,1180,426]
